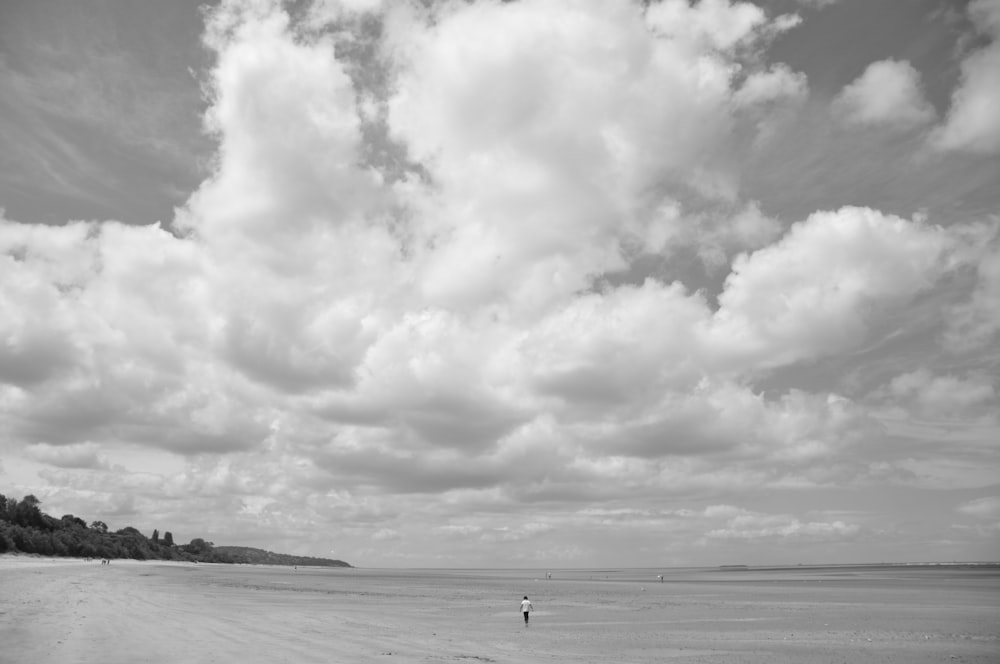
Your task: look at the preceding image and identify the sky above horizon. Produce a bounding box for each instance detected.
[1,0,998,568]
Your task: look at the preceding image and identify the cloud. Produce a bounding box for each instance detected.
[644,0,796,52]
[931,0,1000,153]
[956,496,1000,536]
[709,207,962,370]
[1,0,997,566]
[704,506,861,542]
[371,527,400,541]
[482,522,554,543]
[24,442,110,470]
[881,369,996,421]
[945,241,1000,351]
[958,496,1000,519]
[832,59,935,130]
[733,64,809,146]
[308,0,385,23]
[381,0,805,307]
[734,64,809,110]
[0,214,270,453]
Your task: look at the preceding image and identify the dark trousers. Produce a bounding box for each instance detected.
[523,611,530,623]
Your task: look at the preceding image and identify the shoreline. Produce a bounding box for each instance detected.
[6,552,996,569]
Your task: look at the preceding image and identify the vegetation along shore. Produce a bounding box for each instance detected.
[0,491,350,567]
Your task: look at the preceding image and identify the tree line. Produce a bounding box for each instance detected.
[0,492,349,567]
[0,492,230,562]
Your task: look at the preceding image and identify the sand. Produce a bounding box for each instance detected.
[1,557,997,664]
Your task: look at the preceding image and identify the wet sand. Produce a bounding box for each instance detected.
[1,557,997,663]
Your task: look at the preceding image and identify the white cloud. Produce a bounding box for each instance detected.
[704,506,861,542]
[24,442,110,470]
[2,0,997,566]
[884,369,996,421]
[709,207,960,370]
[956,496,1000,537]
[931,0,1000,153]
[184,0,384,245]
[483,522,554,543]
[734,64,809,109]
[732,64,809,147]
[381,0,807,316]
[832,59,935,130]
[371,527,400,541]
[308,0,384,23]
[434,524,483,538]
[958,496,1000,519]
[645,0,800,52]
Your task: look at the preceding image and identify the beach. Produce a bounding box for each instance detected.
[1,557,997,664]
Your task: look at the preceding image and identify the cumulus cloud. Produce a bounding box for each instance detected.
[381,0,805,306]
[931,0,1000,153]
[1,0,996,565]
[704,506,861,542]
[710,207,961,370]
[644,0,799,52]
[308,0,384,23]
[734,64,809,109]
[832,59,936,130]
[881,369,997,421]
[24,442,110,470]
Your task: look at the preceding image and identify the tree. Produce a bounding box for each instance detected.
[61,514,87,529]
[14,495,45,529]
[184,538,213,555]
[3,497,16,522]
[163,531,174,546]
[152,529,159,543]
[90,520,108,534]
[29,529,53,555]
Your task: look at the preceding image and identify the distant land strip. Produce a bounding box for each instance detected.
[1,491,350,568]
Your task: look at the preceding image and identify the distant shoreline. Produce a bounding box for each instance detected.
[713,561,1000,570]
[2,553,997,571]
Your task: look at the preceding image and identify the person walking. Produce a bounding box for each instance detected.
[520,595,533,626]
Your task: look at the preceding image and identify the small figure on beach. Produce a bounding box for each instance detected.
[658,574,663,583]
[520,596,533,625]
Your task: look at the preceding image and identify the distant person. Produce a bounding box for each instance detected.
[520,596,533,625]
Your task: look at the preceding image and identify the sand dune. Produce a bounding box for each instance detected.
[1,557,997,663]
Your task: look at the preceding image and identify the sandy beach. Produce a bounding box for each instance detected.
[0,557,997,664]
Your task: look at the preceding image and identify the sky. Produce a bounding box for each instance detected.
[0,0,998,568]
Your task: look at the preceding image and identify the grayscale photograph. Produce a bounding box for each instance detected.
[1,0,998,662]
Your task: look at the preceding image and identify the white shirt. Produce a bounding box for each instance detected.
[521,599,532,612]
